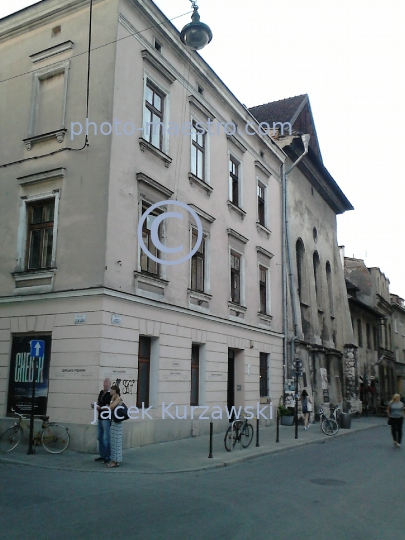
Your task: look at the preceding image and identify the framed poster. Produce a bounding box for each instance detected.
[7,335,52,415]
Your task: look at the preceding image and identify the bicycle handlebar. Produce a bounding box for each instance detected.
[11,408,26,419]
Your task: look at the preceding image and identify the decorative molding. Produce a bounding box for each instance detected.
[226,134,247,153]
[227,200,246,220]
[258,312,273,322]
[12,269,56,295]
[188,172,213,196]
[136,172,173,198]
[188,94,215,120]
[141,49,176,84]
[254,160,272,178]
[139,138,172,167]
[17,168,66,187]
[187,204,215,223]
[256,222,272,238]
[30,41,74,63]
[227,228,248,244]
[256,246,274,259]
[188,289,212,301]
[23,129,67,150]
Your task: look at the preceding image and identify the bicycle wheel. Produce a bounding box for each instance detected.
[41,424,70,453]
[0,427,23,453]
[321,418,339,436]
[224,424,239,452]
[241,423,254,448]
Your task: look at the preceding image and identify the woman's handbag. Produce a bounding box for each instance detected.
[113,402,129,422]
[307,401,313,413]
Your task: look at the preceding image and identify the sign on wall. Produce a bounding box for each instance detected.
[7,335,52,415]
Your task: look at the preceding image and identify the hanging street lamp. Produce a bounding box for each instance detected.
[180,1,213,51]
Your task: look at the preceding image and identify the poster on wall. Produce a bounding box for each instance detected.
[320,367,330,402]
[7,335,52,415]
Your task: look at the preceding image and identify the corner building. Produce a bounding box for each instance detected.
[0,0,285,450]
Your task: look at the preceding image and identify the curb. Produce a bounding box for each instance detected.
[0,422,382,474]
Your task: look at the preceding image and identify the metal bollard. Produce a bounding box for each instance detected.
[276,410,279,443]
[256,417,260,447]
[208,420,213,458]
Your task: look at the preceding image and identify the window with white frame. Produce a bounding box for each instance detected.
[16,192,60,273]
[140,200,163,276]
[229,156,240,207]
[190,228,205,292]
[143,79,166,151]
[259,265,269,314]
[257,181,266,226]
[230,250,242,304]
[191,120,206,181]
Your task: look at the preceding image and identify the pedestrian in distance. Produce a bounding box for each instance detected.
[108,384,123,468]
[92,378,111,464]
[300,389,313,430]
[387,393,404,448]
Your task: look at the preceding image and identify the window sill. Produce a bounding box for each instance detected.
[134,271,169,300]
[256,222,272,238]
[23,129,67,150]
[228,301,247,320]
[188,173,213,197]
[258,312,273,321]
[188,289,212,312]
[139,138,172,167]
[227,200,246,220]
[12,268,56,294]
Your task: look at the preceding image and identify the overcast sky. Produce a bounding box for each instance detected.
[2,0,404,296]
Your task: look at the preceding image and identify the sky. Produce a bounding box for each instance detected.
[2,0,404,296]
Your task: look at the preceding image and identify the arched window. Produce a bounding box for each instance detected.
[296,239,305,301]
[313,251,322,307]
[326,261,333,315]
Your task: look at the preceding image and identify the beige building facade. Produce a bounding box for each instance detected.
[0,0,286,450]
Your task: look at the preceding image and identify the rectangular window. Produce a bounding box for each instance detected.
[230,251,241,304]
[394,318,398,333]
[191,344,200,406]
[257,183,265,226]
[373,326,378,351]
[137,336,151,408]
[366,323,371,349]
[144,80,165,150]
[26,200,55,270]
[191,230,205,292]
[191,120,205,180]
[229,156,239,207]
[357,319,363,347]
[140,201,162,276]
[260,352,269,397]
[259,265,267,314]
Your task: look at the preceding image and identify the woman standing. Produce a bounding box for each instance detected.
[300,389,313,430]
[108,385,123,467]
[387,394,404,447]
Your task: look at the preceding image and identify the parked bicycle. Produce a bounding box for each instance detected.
[319,406,339,436]
[0,410,70,454]
[224,414,254,451]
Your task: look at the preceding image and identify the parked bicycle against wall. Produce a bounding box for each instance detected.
[224,414,254,451]
[319,406,339,436]
[0,410,70,454]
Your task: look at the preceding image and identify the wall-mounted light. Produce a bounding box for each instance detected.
[181,1,213,51]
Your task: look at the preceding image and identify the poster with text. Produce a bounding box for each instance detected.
[7,335,52,416]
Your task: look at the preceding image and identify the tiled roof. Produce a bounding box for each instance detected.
[248,95,307,124]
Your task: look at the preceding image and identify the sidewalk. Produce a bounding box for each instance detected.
[0,416,386,474]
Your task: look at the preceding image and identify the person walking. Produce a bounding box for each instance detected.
[92,378,111,463]
[300,389,313,430]
[108,384,123,468]
[387,393,404,447]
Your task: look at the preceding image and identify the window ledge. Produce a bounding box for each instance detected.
[256,222,272,237]
[134,271,169,287]
[12,268,56,294]
[187,289,212,301]
[228,301,247,313]
[139,138,172,167]
[227,200,246,220]
[188,173,213,196]
[258,312,273,322]
[188,289,211,312]
[23,129,67,150]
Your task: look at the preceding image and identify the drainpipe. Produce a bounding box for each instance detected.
[282,134,310,399]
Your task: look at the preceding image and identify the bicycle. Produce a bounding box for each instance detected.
[224,414,254,451]
[319,406,339,436]
[0,410,70,454]
[330,404,341,424]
